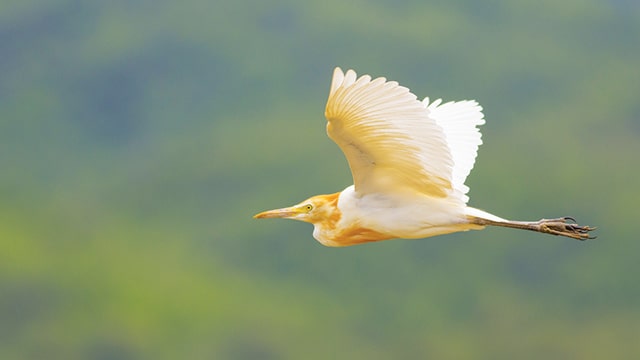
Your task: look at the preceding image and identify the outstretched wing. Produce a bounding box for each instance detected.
[424,98,485,204]
[325,67,454,198]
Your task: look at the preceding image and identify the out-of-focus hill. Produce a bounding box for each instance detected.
[1,1,639,358]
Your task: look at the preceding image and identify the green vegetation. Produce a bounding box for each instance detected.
[1,0,639,358]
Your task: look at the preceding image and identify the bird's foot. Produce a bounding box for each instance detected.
[536,217,596,240]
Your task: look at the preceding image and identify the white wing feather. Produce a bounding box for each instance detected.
[424,98,485,203]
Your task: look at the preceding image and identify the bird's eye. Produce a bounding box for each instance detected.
[304,204,314,212]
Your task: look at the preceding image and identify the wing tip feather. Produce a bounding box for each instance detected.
[330,67,345,94]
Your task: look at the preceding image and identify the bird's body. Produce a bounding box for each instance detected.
[255,67,595,246]
[307,186,486,247]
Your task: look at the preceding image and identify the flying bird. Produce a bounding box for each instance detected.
[254,67,595,247]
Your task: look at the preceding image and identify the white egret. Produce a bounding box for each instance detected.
[255,67,595,246]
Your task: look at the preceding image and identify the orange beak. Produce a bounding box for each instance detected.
[253,206,302,219]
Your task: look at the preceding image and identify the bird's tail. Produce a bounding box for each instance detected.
[465,207,507,223]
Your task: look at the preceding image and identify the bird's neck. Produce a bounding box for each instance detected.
[310,192,342,225]
[308,192,342,245]
[310,188,391,246]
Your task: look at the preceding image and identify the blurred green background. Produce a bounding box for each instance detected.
[1,0,639,359]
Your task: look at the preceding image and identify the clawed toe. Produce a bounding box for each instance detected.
[539,217,596,240]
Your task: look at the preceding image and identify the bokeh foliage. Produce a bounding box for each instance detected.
[1,0,639,359]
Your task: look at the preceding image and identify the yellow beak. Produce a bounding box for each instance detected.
[253,206,302,219]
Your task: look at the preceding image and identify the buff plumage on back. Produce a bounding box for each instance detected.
[325,67,484,203]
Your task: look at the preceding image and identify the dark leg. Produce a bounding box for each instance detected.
[471,216,596,240]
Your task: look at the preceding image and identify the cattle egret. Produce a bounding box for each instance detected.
[254,67,595,247]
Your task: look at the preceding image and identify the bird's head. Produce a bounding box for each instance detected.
[253,192,341,225]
